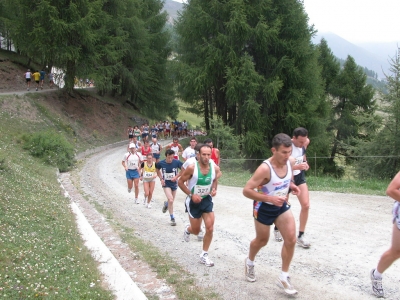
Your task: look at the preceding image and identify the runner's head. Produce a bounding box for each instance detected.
[271,133,292,164]
[173,137,179,144]
[144,140,149,146]
[129,143,137,152]
[165,149,175,163]
[198,144,212,165]
[204,138,213,148]
[146,153,153,163]
[292,127,308,148]
[189,137,197,149]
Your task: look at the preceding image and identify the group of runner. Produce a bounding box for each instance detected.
[122,127,399,297]
[127,121,206,143]
[24,69,54,91]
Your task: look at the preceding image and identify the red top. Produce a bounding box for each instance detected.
[211,148,219,166]
[141,146,152,158]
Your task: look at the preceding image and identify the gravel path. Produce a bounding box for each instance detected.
[74,145,400,299]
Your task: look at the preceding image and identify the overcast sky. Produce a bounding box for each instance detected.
[172,0,400,43]
[303,0,400,43]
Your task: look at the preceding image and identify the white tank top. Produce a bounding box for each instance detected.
[291,143,304,176]
[188,162,215,198]
[170,144,179,156]
[258,159,292,204]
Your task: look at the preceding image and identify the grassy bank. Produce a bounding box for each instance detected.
[0,106,113,298]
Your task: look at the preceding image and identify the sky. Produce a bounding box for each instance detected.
[172,0,400,44]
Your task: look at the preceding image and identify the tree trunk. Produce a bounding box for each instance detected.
[65,60,76,93]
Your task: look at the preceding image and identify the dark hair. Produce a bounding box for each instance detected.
[194,143,204,152]
[199,144,212,153]
[147,153,153,158]
[165,149,175,156]
[190,137,197,142]
[204,138,213,144]
[173,137,179,142]
[293,127,308,138]
[272,133,292,149]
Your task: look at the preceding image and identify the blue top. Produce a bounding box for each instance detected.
[40,70,46,80]
[156,159,183,188]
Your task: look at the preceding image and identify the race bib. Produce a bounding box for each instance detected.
[295,156,303,165]
[128,161,137,168]
[143,171,154,178]
[164,172,175,180]
[193,184,211,196]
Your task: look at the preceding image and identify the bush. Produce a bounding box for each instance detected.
[22,130,75,171]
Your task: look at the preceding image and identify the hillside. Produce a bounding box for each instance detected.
[0,52,147,152]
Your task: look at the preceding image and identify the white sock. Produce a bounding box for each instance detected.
[200,250,207,257]
[374,269,383,279]
[246,258,254,266]
[280,271,289,281]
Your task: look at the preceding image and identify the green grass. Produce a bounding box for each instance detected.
[176,99,203,129]
[0,112,112,298]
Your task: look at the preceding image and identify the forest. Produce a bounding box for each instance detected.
[1,0,400,179]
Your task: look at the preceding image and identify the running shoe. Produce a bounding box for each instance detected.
[245,258,256,282]
[197,228,204,241]
[370,269,384,298]
[147,203,152,209]
[274,230,283,242]
[276,277,298,295]
[127,188,131,193]
[170,218,176,226]
[162,201,168,213]
[135,198,140,204]
[199,253,214,267]
[297,235,311,248]
[183,224,190,242]
[143,198,146,205]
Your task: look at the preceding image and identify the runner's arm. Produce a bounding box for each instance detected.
[178,165,194,196]
[386,171,400,202]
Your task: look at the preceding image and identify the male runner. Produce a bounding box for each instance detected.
[179,144,221,267]
[182,137,197,161]
[156,149,183,226]
[24,69,32,91]
[32,70,40,91]
[243,133,300,295]
[150,138,162,163]
[274,127,311,247]
[370,171,400,298]
[165,138,183,160]
[122,143,142,204]
[204,138,220,166]
[39,69,46,89]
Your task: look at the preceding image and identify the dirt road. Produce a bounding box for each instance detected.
[74,145,400,299]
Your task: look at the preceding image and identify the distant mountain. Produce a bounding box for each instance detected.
[312,32,390,79]
[163,0,184,24]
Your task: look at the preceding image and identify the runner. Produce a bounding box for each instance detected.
[274,127,311,247]
[141,123,149,141]
[48,72,54,88]
[151,138,162,163]
[151,125,158,140]
[122,143,142,204]
[156,149,183,226]
[141,140,152,162]
[370,171,400,298]
[140,153,157,208]
[182,120,188,137]
[32,70,40,91]
[24,69,32,91]
[243,133,300,295]
[204,138,220,166]
[179,144,222,267]
[165,138,183,160]
[133,125,141,141]
[131,136,142,152]
[158,121,164,140]
[165,121,171,138]
[39,69,46,89]
[127,126,134,143]
[182,137,197,161]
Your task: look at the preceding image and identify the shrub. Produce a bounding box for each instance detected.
[22,130,75,171]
